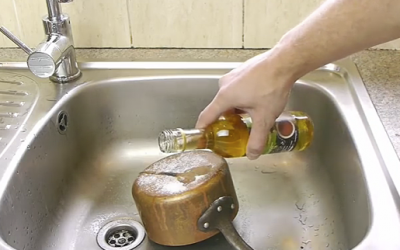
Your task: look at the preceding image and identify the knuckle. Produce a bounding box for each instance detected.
[217,86,230,101]
[197,108,209,119]
[218,75,228,87]
[197,110,207,120]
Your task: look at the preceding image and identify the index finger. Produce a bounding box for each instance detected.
[195,93,232,129]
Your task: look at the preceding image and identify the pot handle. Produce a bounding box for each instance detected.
[197,196,254,250]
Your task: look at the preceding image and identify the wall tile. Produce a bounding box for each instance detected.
[244,0,324,48]
[0,1,18,47]
[129,0,243,48]
[0,0,47,48]
[2,0,400,50]
[62,0,131,47]
[0,0,131,49]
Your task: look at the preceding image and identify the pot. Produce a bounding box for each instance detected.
[132,150,254,249]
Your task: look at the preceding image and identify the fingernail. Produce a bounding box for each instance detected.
[247,153,259,160]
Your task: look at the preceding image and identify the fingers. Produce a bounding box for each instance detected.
[221,108,236,116]
[246,112,273,160]
[195,93,231,129]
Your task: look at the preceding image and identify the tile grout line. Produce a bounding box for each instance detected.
[242,0,245,48]
[12,0,23,46]
[126,0,134,48]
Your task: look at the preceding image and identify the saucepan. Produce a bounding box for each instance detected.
[132,150,254,249]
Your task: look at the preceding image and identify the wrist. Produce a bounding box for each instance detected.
[255,46,302,89]
[262,30,318,85]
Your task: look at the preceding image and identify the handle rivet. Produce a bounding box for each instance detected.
[203,222,209,229]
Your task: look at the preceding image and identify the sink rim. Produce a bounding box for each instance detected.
[1,59,399,194]
[0,59,400,250]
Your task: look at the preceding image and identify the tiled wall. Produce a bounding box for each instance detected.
[1,0,399,49]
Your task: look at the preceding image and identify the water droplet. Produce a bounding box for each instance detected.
[295,201,305,210]
[261,170,276,174]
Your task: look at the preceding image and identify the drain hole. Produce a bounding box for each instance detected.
[97,218,146,250]
[106,227,137,248]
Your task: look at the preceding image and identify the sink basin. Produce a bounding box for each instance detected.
[0,60,400,250]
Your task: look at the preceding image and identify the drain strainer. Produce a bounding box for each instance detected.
[97,218,146,250]
[107,228,136,247]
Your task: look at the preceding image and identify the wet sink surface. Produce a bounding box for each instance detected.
[0,60,400,250]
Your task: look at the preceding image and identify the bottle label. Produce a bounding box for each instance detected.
[269,116,299,153]
[239,112,299,154]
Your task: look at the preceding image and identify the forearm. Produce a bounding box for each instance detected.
[269,0,400,80]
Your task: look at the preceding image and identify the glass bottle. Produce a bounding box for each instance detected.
[158,111,314,158]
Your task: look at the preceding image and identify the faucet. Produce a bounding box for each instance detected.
[0,0,81,83]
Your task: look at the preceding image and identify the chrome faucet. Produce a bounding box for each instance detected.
[0,0,81,83]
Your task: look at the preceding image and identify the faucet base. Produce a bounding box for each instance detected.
[50,68,82,84]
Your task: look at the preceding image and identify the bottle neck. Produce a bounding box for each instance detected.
[158,128,208,153]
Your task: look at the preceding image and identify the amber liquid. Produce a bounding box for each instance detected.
[196,111,314,158]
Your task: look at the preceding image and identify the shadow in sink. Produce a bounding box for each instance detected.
[0,76,369,250]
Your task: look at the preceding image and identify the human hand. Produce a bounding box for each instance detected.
[195,50,296,160]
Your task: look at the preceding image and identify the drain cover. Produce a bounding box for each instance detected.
[97,218,146,250]
[107,228,136,247]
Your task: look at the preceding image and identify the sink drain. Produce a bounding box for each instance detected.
[97,218,146,250]
[107,228,136,247]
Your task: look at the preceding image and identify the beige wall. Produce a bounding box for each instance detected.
[1,0,399,49]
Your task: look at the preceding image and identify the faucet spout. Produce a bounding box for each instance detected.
[46,0,62,20]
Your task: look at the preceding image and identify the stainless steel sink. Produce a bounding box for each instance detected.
[0,59,400,250]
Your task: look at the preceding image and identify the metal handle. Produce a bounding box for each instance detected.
[216,215,254,250]
[198,196,254,250]
[0,26,33,54]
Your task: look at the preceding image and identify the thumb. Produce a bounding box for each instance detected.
[246,113,273,160]
[195,94,231,129]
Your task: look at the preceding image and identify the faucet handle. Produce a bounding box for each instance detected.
[0,26,58,79]
[0,26,33,55]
